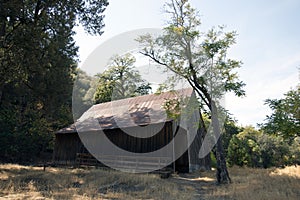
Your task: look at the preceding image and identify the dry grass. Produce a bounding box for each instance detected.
[0,164,194,200]
[0,164,299,200]
[203,165,300,200]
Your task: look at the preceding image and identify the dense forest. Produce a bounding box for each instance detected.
[0,0,299,174]
[0,0,109,162]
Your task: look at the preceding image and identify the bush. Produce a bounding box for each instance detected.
[257,134,290,168]
[227,127,261,167]
[227,127,299,168]
[289,137,300,165]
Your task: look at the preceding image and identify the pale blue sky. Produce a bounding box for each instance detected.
[74,0,300,127]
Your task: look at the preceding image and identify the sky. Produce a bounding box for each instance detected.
[74,0,300,127]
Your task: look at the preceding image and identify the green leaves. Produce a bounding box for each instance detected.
[94,54,152,104]
[138,1,245,109]
[163,98,182,119]
[77,0,109,35]
[138,0,245,183]
[227,126,299,168]
[260,87,300,140]
[0,0,108,162]
[218,87,300,168]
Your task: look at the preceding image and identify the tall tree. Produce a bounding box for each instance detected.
[138,0,245,184]
[94,53,152,104]
[0,0,108,92]
[0,0,108,161]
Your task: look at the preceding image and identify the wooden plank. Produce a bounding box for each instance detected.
[76,153,173,162]
[75,153,173,171]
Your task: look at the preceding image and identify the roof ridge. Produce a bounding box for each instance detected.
[92,87,193,108]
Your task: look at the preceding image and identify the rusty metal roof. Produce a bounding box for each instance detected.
[57,88,194,134]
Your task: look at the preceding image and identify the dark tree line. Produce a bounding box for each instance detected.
[0,0,108,162]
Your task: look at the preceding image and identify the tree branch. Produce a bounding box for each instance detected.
[139,51,188,79]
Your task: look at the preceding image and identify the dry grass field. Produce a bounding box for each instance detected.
[203,165,300,200]
[0,164,299,200]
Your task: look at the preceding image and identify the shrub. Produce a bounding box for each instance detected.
[227,127,299,168]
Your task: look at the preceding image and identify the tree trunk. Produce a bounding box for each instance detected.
[211,101,231,184]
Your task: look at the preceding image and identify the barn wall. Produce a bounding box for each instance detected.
[104,121,189,172]
[53,133,84,165]
[188,127,202,171]
[53,121,190,173]
[104,121,173,153]
[185,90,206,172]
[174,126,189,173]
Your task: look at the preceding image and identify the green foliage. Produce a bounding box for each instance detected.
[94,54,152,104]
[0,0,108,162]
[163,98,181,119]
[289,137,300,165]
[222,116,242,157]
[138,1,245,182]
[138,1,245,107]
[260,87,300,140]
[135,83,152,96]
[0,103,54,162]
[227,126,299,168]
[73,69,97,119]
[1,0,108,87]
[258,134,290,168]
[227,126,261,167]
[210,152,217,168]
[228,87,300,168]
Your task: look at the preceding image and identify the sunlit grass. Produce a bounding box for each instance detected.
[0,164,194,200]
[0,164,299,199]
[204,165,300,200]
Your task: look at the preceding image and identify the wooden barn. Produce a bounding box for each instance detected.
[53,88,207,173]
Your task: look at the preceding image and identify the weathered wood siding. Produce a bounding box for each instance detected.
[104,121,173,153]
[53,133,84,165]
[53,121,190,172]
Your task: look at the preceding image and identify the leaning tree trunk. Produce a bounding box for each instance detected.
[211,101,231,184]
